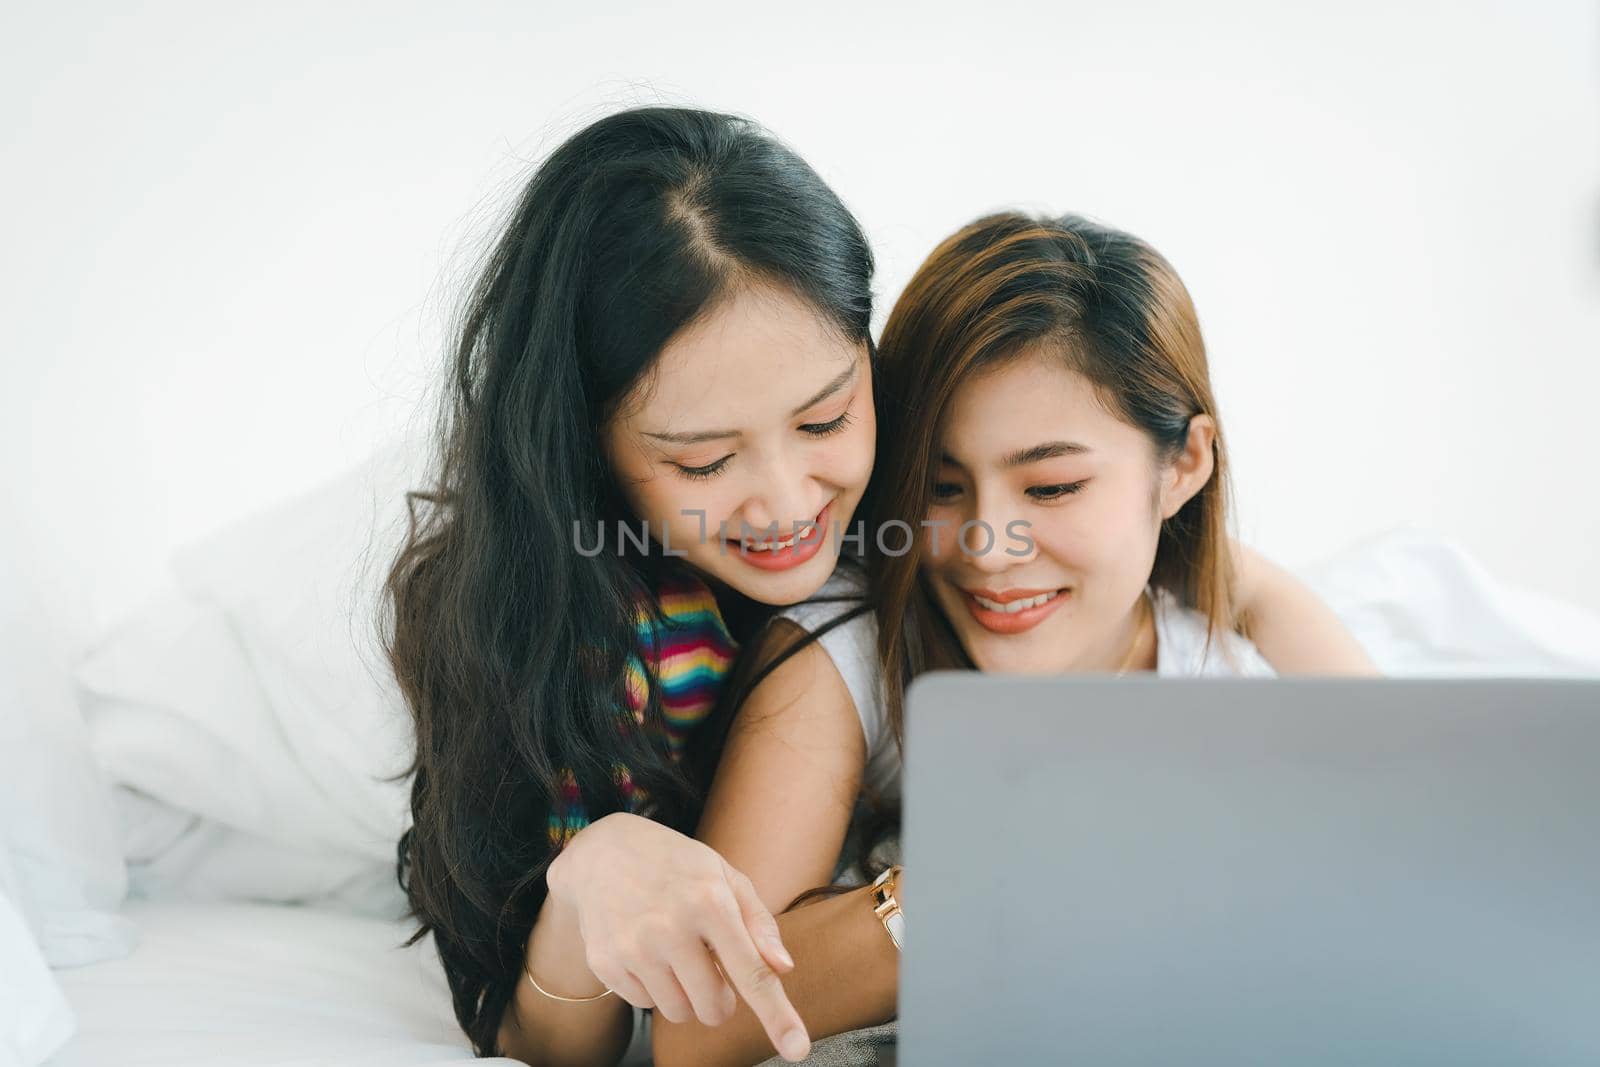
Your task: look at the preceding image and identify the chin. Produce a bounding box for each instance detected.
[705,549,835,607]
[961,631,1058,675]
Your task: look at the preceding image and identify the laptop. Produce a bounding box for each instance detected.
[895,674,1600,1066]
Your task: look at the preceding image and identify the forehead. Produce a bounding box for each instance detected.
[940,347,1142,460]
[620,281,861,430]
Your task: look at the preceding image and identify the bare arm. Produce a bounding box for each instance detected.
[697,620,866,912]
[499,810,813,1066]
[497,891,635,1067]
[654,884,901,1067]
[653,620,896,1066]
[1232,541,1379,675]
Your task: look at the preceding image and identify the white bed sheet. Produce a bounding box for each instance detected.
[44,897,519,1067]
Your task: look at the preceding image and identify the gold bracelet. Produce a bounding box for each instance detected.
[868,864,905,951]
[523,961,615,1003]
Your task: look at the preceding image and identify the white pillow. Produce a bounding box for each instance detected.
[77,431,433,913]
[0,537,139,971]
[0,877,76,1067]
[112,786,405,917]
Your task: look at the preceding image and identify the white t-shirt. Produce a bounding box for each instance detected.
[777,564,1277,804]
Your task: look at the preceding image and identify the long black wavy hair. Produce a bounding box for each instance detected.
[379,106,874,1057]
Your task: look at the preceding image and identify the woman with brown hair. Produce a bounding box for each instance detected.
[864,209,1377,743]
[659,210,1376,1065]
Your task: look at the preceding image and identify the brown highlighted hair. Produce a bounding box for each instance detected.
[869,211,1244,747]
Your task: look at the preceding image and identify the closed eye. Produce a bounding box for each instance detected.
[800,410,854,438]
[1027,480,1088,501]
[675,455,733,481]
[673,409,854,481]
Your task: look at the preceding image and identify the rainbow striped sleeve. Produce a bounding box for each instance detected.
[630,575,739,757]
[548,572,739,849]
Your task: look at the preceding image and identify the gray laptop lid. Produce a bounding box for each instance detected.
[898,675,1600,1066]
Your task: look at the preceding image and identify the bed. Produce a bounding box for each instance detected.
[44,898,510,1067]
[9,433,1599,1067]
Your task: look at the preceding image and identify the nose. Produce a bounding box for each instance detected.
[739,451,819,540]
[961,488,1033,574]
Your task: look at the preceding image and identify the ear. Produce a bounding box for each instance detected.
[1158,414,1217,520]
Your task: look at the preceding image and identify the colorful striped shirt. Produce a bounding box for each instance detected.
[548,572,738,848]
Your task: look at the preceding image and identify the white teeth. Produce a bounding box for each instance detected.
[744,539,793,552]
[972,590,1061,613]
[742,522,816,552]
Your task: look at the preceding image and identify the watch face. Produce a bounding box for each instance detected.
[876,907,905,951]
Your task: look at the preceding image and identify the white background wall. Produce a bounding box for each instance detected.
[5,1,1598,706]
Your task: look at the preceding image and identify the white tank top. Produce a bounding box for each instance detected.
[777,564,1277,804]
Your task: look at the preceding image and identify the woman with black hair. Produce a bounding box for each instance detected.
[381,106,882,1066]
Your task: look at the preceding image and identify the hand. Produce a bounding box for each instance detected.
[545,812,812,1062]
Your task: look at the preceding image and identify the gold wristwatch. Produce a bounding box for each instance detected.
[869,864,905,951]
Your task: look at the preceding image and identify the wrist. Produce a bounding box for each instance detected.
[527,884,610,998]
[537,872,579,931]
[545,837,583,904]
[842,884,901,1024]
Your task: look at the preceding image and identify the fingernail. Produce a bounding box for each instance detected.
[780,1027,810,1061]
[770,939,795,968]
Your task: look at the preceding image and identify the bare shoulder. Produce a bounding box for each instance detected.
[732,616,862,732]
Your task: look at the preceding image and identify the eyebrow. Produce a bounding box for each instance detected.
[940,440,1095,469]
[642,358,859,445]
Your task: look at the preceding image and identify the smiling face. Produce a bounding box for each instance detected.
[922,344,1214,673]
[603,280,876,606]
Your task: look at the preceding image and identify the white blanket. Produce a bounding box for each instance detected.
[1300,528,1600,677]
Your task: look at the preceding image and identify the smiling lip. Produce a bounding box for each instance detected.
[960,584,1071,635]
[727,500,833,572]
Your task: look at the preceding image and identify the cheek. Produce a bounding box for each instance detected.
[1029,494,1148,570]
[619,471,740,549]
[1092,493,1164,581]
[1023,513,1085,567]
[817,425,875,492]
